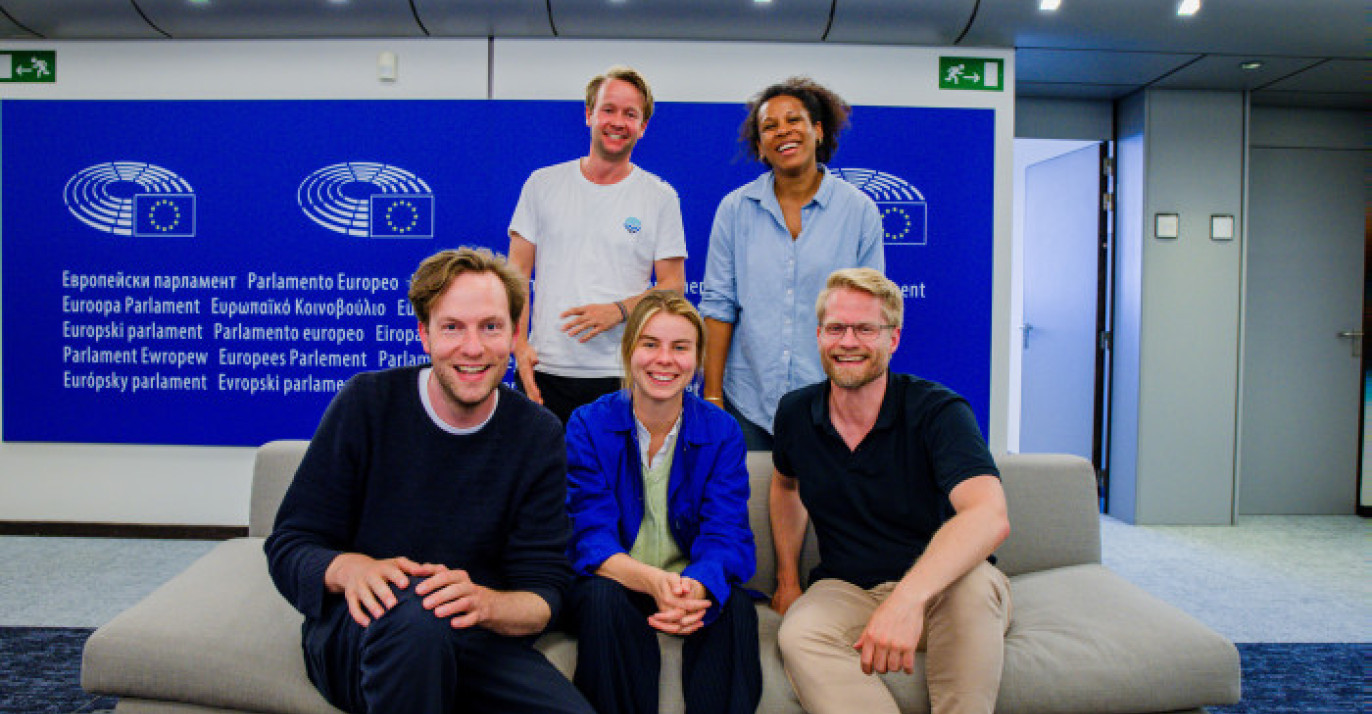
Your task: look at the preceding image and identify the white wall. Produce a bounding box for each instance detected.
[0,39,1015,525]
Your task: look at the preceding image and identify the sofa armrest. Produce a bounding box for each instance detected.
[994,453,1101,576]
[249,440,311,537]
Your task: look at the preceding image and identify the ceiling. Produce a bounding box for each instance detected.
[0,0,1365,109]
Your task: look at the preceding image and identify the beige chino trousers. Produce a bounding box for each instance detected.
[777,562,1012,714]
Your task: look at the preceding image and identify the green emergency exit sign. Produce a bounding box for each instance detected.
[939,57,1003,91]
[0,51,55,83]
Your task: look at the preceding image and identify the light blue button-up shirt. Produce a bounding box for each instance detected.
[700,166,885,434]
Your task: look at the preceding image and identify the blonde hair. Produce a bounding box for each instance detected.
[619,291,706,390]
[815,268,903,328]
[585,66,654,123]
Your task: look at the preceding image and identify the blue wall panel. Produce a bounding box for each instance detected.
[3,99,993,446]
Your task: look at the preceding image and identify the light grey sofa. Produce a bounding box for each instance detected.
[83,441,1240,714]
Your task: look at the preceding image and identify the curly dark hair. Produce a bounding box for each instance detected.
[739,77,852,166]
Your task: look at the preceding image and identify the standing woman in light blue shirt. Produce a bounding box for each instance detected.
[700,77,886,449]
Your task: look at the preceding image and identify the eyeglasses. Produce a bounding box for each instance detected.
[820,322,896,340]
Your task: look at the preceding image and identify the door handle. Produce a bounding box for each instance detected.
[1020,323,1033,350]
[1337,330,1363,357]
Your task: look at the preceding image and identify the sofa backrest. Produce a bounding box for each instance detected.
[741,451,821,595]
[249,442,1100,583]
[737,451,1101,590]
[991,453,1101,576]
[250,440,310,537]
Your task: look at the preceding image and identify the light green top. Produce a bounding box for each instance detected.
[628,415,689,573]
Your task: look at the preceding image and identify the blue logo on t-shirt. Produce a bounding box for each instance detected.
[623,216,642,235]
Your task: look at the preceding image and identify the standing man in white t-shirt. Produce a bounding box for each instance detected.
[508,66,687,424]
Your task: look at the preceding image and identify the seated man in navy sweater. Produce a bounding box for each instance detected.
[265,247,593,714]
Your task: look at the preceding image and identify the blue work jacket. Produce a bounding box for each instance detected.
[565,390,756,624]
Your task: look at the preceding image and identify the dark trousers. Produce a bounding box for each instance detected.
[724,396,775,452]
[303,585,593,714]
[524,371,622,425]
[567,576,763,714]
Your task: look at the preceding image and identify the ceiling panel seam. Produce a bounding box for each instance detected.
[407,0,431,36]
[1252,58,1328,93]
[128,0,171,39]
[952,0,980,45]
[1138,54,1206,90]
[0,4,41,38]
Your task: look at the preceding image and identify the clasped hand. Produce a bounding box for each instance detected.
[646,571,711,636]
[327,553,494,630]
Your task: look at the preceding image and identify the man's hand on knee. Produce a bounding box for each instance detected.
[415,567,494,628]
[853,592,923,676]
[325,553,442,628]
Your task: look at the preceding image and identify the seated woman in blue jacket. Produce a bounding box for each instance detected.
[564,290,762,714]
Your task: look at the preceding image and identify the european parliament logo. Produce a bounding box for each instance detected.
[63,162,197,237]
[298,162,435,239]
[832,168,928,247]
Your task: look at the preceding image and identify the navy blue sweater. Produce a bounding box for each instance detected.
[265,366,572,626]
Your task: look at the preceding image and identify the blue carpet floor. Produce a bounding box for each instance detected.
[0,628,114,714]
[0,627,1365,713]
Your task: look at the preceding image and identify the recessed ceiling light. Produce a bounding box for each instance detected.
[1240,60,1264,71]
[754,0,773,4]
[1177,0,1200,15]
[1040,0,1061,10]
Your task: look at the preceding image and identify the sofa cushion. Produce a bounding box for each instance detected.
[82,538,342,714]
[876,564,1240,714]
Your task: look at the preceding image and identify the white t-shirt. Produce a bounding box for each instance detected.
[509,159,687,378]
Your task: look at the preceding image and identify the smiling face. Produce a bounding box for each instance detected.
[818,287,900,391]
[755,93,823,173]
[417,271,514,427]
[629,312,699,407]
[586,77,648,163]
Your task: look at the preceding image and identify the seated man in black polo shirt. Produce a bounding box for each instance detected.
[768,267,1012,714]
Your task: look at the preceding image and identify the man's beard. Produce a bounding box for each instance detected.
[823,349,889,390]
